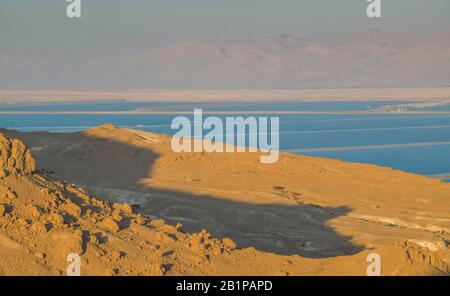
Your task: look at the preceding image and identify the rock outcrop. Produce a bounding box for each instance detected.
[0,133,243,276]
[0,134,36,178]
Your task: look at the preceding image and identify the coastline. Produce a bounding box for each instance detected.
[2,87,450,104]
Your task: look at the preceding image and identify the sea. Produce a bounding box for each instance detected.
[1,100,450,180]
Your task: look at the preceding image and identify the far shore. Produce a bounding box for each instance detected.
[2,87,450,104]
[1,110,450,115]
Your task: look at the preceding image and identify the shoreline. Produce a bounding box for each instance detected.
[1,110,450,115]
[2,87,450,104]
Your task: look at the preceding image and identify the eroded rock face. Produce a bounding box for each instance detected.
[0,134,36,178]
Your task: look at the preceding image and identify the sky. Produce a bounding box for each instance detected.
[1,0,450,58]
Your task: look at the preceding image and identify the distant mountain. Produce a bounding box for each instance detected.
[2,31,450,89]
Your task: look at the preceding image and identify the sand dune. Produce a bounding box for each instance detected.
[1,125,449,275]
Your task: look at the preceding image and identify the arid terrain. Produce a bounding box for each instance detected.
[0,125,449,275]
[2,88,450,104]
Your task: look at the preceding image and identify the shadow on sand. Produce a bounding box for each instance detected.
[3,127,364,258]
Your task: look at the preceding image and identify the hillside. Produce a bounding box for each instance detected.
[0,126,449,275]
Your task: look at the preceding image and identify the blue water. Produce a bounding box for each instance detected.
[300,145,450,176]
[1,101,450,177]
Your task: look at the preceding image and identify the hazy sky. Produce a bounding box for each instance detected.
[1,0,450,58]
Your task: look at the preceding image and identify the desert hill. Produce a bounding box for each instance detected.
[0,126,449,275]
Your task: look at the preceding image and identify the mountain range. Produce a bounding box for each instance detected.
[2,31,450,90]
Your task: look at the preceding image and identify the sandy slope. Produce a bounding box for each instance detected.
[0,125,449,275]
